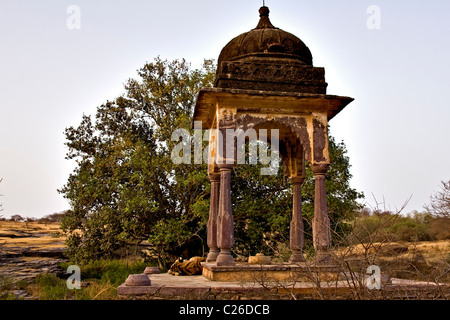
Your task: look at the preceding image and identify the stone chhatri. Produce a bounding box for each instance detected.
[193,6,354,268]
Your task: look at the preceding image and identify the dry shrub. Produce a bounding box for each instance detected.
[428,218,450,240]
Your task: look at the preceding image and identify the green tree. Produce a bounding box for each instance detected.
[60,57,363,266]
[60,58,215,266]
[10,214,24,222]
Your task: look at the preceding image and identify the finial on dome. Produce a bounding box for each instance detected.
[259,6,269,17]
[256,6,275,29]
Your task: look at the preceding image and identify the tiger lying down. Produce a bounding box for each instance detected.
[168,256,205,276]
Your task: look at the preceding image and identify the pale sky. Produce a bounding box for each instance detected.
[0,0,449,219]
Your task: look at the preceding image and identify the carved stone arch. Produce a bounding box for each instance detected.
[233,118,307,263]
[235,117,308,180]
[235,114,312,163]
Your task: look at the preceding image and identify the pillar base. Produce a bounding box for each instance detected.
[313,250,334,266]
[289,251,306,263]
[216,249,235,266]
[206,249,220,262]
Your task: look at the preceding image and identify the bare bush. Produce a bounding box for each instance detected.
[248,196,450,300]
[426,180,450,218]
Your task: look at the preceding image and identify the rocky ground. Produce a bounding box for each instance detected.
[0,221,67,299]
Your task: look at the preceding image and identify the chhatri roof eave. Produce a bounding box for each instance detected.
[192,87,354,128]
[196,87,354,101]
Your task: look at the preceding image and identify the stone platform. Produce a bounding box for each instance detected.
[201,262,340,282]
[117,271,450,299]
[118,272,354,298]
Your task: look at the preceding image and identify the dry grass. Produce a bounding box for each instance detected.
[410,241,450,263]
[0,220,61,232]
[0,220,65,250]
[335,240,450,284]
[338,240,449,261]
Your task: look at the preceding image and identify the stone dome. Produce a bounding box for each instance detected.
[215,6,327,94]
[217,6,313,67]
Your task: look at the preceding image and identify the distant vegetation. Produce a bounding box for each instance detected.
[0,211,67,224]
[348,180,450,244]
[349,210,450,244]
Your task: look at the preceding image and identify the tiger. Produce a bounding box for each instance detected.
[168,256,205,276]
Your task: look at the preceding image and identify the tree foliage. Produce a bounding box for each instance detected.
[60,57,363,266]
[60,58,214,265]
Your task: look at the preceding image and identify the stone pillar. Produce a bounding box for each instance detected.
[311,164,332,264]
[289,178,306,263]
[215,165,235,266]
[206,173,220,262]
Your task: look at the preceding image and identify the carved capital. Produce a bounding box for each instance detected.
[290,177,305,185]
[208,173,221,182]
[311,163,329,175]
[217,163,234,171]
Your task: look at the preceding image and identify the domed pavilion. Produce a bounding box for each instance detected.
[193,6,354,270]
